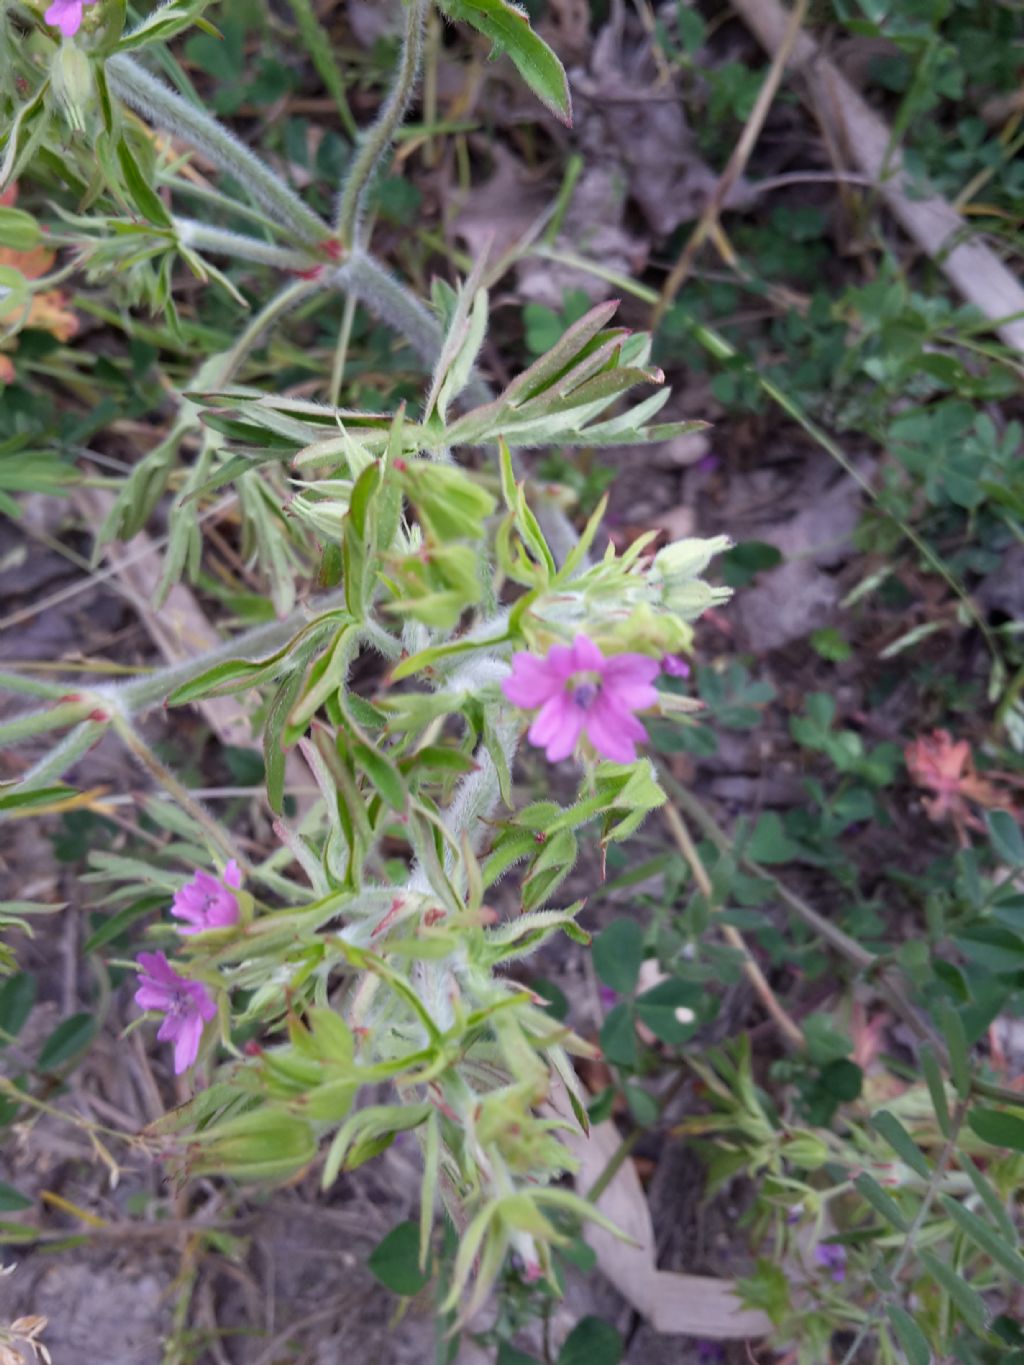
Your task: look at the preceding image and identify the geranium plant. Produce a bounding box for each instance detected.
[0,0,728,1317]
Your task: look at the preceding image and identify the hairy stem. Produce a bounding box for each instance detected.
[107,55,329,247]
[334,0,429,246]
[174,219,316,272]
[337,249,445,370]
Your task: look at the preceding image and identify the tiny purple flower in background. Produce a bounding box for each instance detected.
[814,1242,847,1283]
[134,952,216,1075]
[170,860,242,935]
[502,635,659,764]
[598,984,618,1010]
[44,0,96,37]
[695,1342,726,1364]
[661,654,691,679]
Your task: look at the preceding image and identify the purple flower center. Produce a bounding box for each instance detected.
[569,674,601,710]
[168,989,192,1017]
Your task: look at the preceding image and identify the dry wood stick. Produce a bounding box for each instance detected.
[728,0,1024,355]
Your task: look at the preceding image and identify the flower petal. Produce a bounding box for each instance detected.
[585,700,647,763]
[134,983,171,1011]
[187,980,218,1022]
[502,654,561,708]
[527,693,575,749]
[543,644,577,681]
[569,635,605,673]
[543,706,586,762]
[136,951,178,985]
[601,654,660,710]
[528,693,586,760]
[224,859,243,889]
[44,0,84,37]
[172,1013,204,1074]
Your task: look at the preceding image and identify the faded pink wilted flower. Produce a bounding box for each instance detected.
[502,635,659,764]
[134,952,216,1074]
[44,0,96,37]
[170,860,242,935]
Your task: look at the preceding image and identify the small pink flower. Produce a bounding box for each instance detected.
[134,952,217,1074]
[170,860,242,935]
[502,635,659,764]
[44,0,96,37]
[661,655,691,679]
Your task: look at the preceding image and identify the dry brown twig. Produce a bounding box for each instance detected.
[653,0,812,325]
[661,801,806,1049]
[728,0,1024,355]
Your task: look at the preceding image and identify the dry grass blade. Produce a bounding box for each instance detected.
[662,801,806,1049]
[653,0,811,325]
[729,0,1024,355]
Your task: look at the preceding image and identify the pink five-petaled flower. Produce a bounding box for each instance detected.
[44,0,97,38]
[502,635,659,765]
[134,952,217,1075]
[170,860,242,935]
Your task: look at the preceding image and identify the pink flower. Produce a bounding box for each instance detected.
[661,655,691,679]
[170,860,242,935]
[502,635,659,764]
[44,0,96,37]
[134,952,217,1074]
